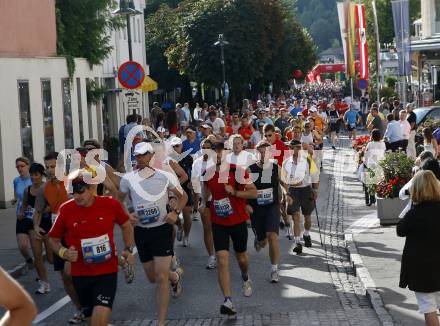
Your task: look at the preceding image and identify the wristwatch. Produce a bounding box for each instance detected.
[124,245,135,254]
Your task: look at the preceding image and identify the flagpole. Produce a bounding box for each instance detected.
[372,0,381,105]
[400,0,407,106]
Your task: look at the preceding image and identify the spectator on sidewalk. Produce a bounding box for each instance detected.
[399,110,411,153]
[423,128,439,159]
[383,114,404,152]
[397,170,440,326]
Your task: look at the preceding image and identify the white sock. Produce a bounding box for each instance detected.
[303,230,310,236]
[294,236,301,244]
[271,264,278,272]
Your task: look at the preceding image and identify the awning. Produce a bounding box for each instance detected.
[411,38,440,51]
[139,75,158,92]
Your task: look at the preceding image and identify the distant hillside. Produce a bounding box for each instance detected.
[295,0,340,52]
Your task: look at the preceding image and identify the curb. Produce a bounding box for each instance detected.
[345,233,395,326]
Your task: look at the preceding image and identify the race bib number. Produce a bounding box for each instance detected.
[136,204,161,225]
[81,234,112,264]
[51,213,58,224]
[257,188,274,205]
[24,207,35,220]
[214,198,233,217]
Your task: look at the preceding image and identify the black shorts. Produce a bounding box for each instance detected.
[182,185,193,207]
[212,222,248,253]
[72,273,117,318]
[329,123,340,133]
[134,223,174,263]
[16,218,33,234]
[250,205,279,242]
[287,187,315,216]
[40,217,53,234]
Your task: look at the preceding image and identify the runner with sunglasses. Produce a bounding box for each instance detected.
[49,169,135,326]
[119,141,187,326]
[34,152,83,324]
[281,140,320,255]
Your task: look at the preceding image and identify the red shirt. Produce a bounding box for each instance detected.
[239,126,253,141]
[206,166,249,226]
[271,139,289,166]
[49,196,129,277]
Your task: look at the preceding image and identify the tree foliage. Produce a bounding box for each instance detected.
[56,0,123,66]
[159,0,316,98]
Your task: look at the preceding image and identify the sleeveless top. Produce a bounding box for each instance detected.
[248,162,279,209]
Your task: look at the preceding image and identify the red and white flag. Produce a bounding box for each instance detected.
[355,4,369,80]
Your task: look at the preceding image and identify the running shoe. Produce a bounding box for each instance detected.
[220,299,237,316]
[303,234,312,248]
[270,270,279,283]
[182,236,189,247]
[176,227,183,242]
[242,279,253,297]
[35,280,50,294]
[332,145,336,150]
[171,267,184,298]
[206,256,217,269]
[293,243,303,255]
[279,220,285,230]
[68,311,85,324]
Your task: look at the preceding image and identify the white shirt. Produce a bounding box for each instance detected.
[225,151,256,168]
[364,141,386,168]
[281,153,319,187]
[399,120,411,140]
[120,169,179,228]
[193,107,202,121]
[191,155,216,195]
[206,118,225,135]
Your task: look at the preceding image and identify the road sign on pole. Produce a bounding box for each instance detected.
[122,89,142,114]
[118,61,145,89]
[356,79,368,90]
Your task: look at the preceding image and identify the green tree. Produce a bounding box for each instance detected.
[56,0,123,66]
[165,0,315,101]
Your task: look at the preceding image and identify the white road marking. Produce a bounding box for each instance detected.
[33,247,138,324]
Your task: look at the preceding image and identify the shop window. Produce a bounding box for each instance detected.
[18,81,33,161]
[41,79,55,154]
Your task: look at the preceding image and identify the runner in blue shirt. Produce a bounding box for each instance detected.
[343,106,361,140]
[182,127,201,155]
[13,157,33,269]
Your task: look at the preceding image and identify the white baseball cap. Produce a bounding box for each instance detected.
[309,106,318,112]
[169,137,183,147]
[133,142,154,155]
[157,126,166,133]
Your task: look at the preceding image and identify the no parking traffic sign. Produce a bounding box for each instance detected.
[118,61,145,89]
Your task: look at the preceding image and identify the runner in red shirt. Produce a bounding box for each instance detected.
[49,170,135,325]
[204,142,257,316]
[238,116,254,143]
[262,124,289,166]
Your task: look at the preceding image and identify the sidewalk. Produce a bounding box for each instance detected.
[0,207,29,276]
[340,149,425,325]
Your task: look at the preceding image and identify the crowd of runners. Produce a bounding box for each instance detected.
[10,83,371,326]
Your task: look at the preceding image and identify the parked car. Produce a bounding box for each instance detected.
[413,106,440,126]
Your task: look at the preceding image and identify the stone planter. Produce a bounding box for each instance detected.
[376,197,409,226]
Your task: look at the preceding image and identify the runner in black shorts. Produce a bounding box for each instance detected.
[19,163,53,294]
[281,140,320,255]
[248,140,281,283]
[119,141,187,326]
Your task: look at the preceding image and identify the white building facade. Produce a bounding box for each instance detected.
[0,0,150,207]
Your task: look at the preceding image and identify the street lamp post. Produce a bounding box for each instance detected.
[113,0,143,62]
[214,34,229,101]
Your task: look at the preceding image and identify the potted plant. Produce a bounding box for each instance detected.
[367,151,414,225]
